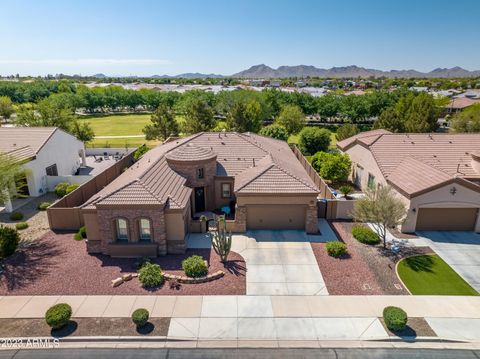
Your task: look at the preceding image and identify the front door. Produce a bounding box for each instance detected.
[194,187,205,213]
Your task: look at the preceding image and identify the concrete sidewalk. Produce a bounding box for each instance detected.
[1,295,480,342]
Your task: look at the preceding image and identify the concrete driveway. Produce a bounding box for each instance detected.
[417,231,480,292]
[187,219,337,296]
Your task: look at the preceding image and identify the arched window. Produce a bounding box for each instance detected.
[138,218,152,242]
[116,218,129,242]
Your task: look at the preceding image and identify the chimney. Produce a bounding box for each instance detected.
[472,151,480,174]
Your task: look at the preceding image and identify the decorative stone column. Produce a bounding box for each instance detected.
[234,205,247,232]
[306,201,319,234]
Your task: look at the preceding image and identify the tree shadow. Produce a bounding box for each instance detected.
[51,320,78,338]
[223,260,246,276]
[136,322,155,335]
[391,325,417,341]
[403,255,434,273]
[0,238,64,291]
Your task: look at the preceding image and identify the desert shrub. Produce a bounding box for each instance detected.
[54,182,69,197]
[65,184,79,194]
[138,262,164,288]
[0,225,20,258]
[15,222,29,230]
[38,202,51,210]
[182,255,208,278]
[74,226,86,241]
[131,308,149,327]
[259,124,289,141]
[383,306,408,332]
[326,241,347,258]
[339,185,354,198]
[9,212,23,221]
[352,225,380,245]
[45,303,72,329]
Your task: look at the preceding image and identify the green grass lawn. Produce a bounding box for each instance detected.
[397,254,479,296]
[78,113,183,148]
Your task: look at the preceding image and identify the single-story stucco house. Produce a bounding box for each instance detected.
[0,127,86,212]
[337,129,480,233]
[82,132,320,257]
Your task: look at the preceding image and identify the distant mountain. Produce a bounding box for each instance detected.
[151,72,223,79]
[93,73,107,78]
[232,64,480,79]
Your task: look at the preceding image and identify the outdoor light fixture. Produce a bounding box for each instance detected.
[450,186,457,195]
[412,208,416,213]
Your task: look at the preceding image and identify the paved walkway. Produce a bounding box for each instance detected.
[187,219,338,295]
[1,295,480,341]
[417,231,480,292]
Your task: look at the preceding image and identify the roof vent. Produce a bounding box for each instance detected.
[221,142,225,145]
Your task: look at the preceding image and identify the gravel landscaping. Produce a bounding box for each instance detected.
[312,221,432,295]
[379,317,437,338]
[0,231,246,295]
[0,317,170,337]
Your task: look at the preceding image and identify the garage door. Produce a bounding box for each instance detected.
[416,208,478,231]
[246,205,306,230]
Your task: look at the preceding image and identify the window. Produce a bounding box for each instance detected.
[367,173,376,189]
[45,164,58,176]
[221,183,231,198]
[197,168,204,179]
[116,218,128,242]
[138,218,151,242]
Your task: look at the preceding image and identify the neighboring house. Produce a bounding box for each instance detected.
[0,127,86,212]
[338,130,480,233]
[82,132,319,257]
[444,97,480,114]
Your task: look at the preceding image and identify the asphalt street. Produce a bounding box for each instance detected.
[1,348,479,359]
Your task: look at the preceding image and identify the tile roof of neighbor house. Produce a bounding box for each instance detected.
[447,97,480,109]
[336,129,391,151]
[338,130,480,197]
[0,127,58,162]
[83,132,319,209]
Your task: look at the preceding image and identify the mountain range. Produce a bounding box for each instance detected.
[231,64,480,79]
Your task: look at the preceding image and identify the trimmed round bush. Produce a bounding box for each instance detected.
[54,182,69,197]
[326,241,347,258]
[45,303,72,329]
[66,184,80,194]
[298,127,331,155]
[9,212,23,221]
[131,308,149,328]
[138,262,164,288]
[383,306,408,332]
[0,225,20,259]
[38,202,51,211]
[182,255,208,278]
[352,225,380,245]
[15,222,29,230]
[259,124,289,141]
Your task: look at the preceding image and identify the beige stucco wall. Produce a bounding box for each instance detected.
[214,177,235,209]
[401,182,480,233]
[343,144,386,190]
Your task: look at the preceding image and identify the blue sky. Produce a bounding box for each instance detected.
[1,0,479,76]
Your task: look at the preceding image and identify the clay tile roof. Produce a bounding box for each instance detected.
[0,127,58,161]
[446,97,480,109]
[84,131,319,208]
[165,143,216,162]
[336,129,391,151]
[386,157,452,197]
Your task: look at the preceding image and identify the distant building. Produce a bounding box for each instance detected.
[445,97,480,114]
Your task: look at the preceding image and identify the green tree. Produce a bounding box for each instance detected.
[450,103,480,133]
[183,98,215,134]
[0,154,27,204]
[336,123,360,141]
[259,124,289,141]
[311,151,351,183]
[373,107,405,132]
[70,121,95,143]
[298,127,331,155]
[275,104,305,135]
[0,96,14,122]
[404,92,439,132]
[143,104,179,141]
[352,186,407,248]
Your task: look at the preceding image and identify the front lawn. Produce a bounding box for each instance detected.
[397,254,479,296]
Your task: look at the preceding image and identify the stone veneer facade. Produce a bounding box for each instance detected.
[96,206,167,256]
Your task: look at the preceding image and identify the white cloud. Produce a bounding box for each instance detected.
[0,58,172,66]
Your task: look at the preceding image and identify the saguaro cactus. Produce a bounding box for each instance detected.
[210,216,232,262]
